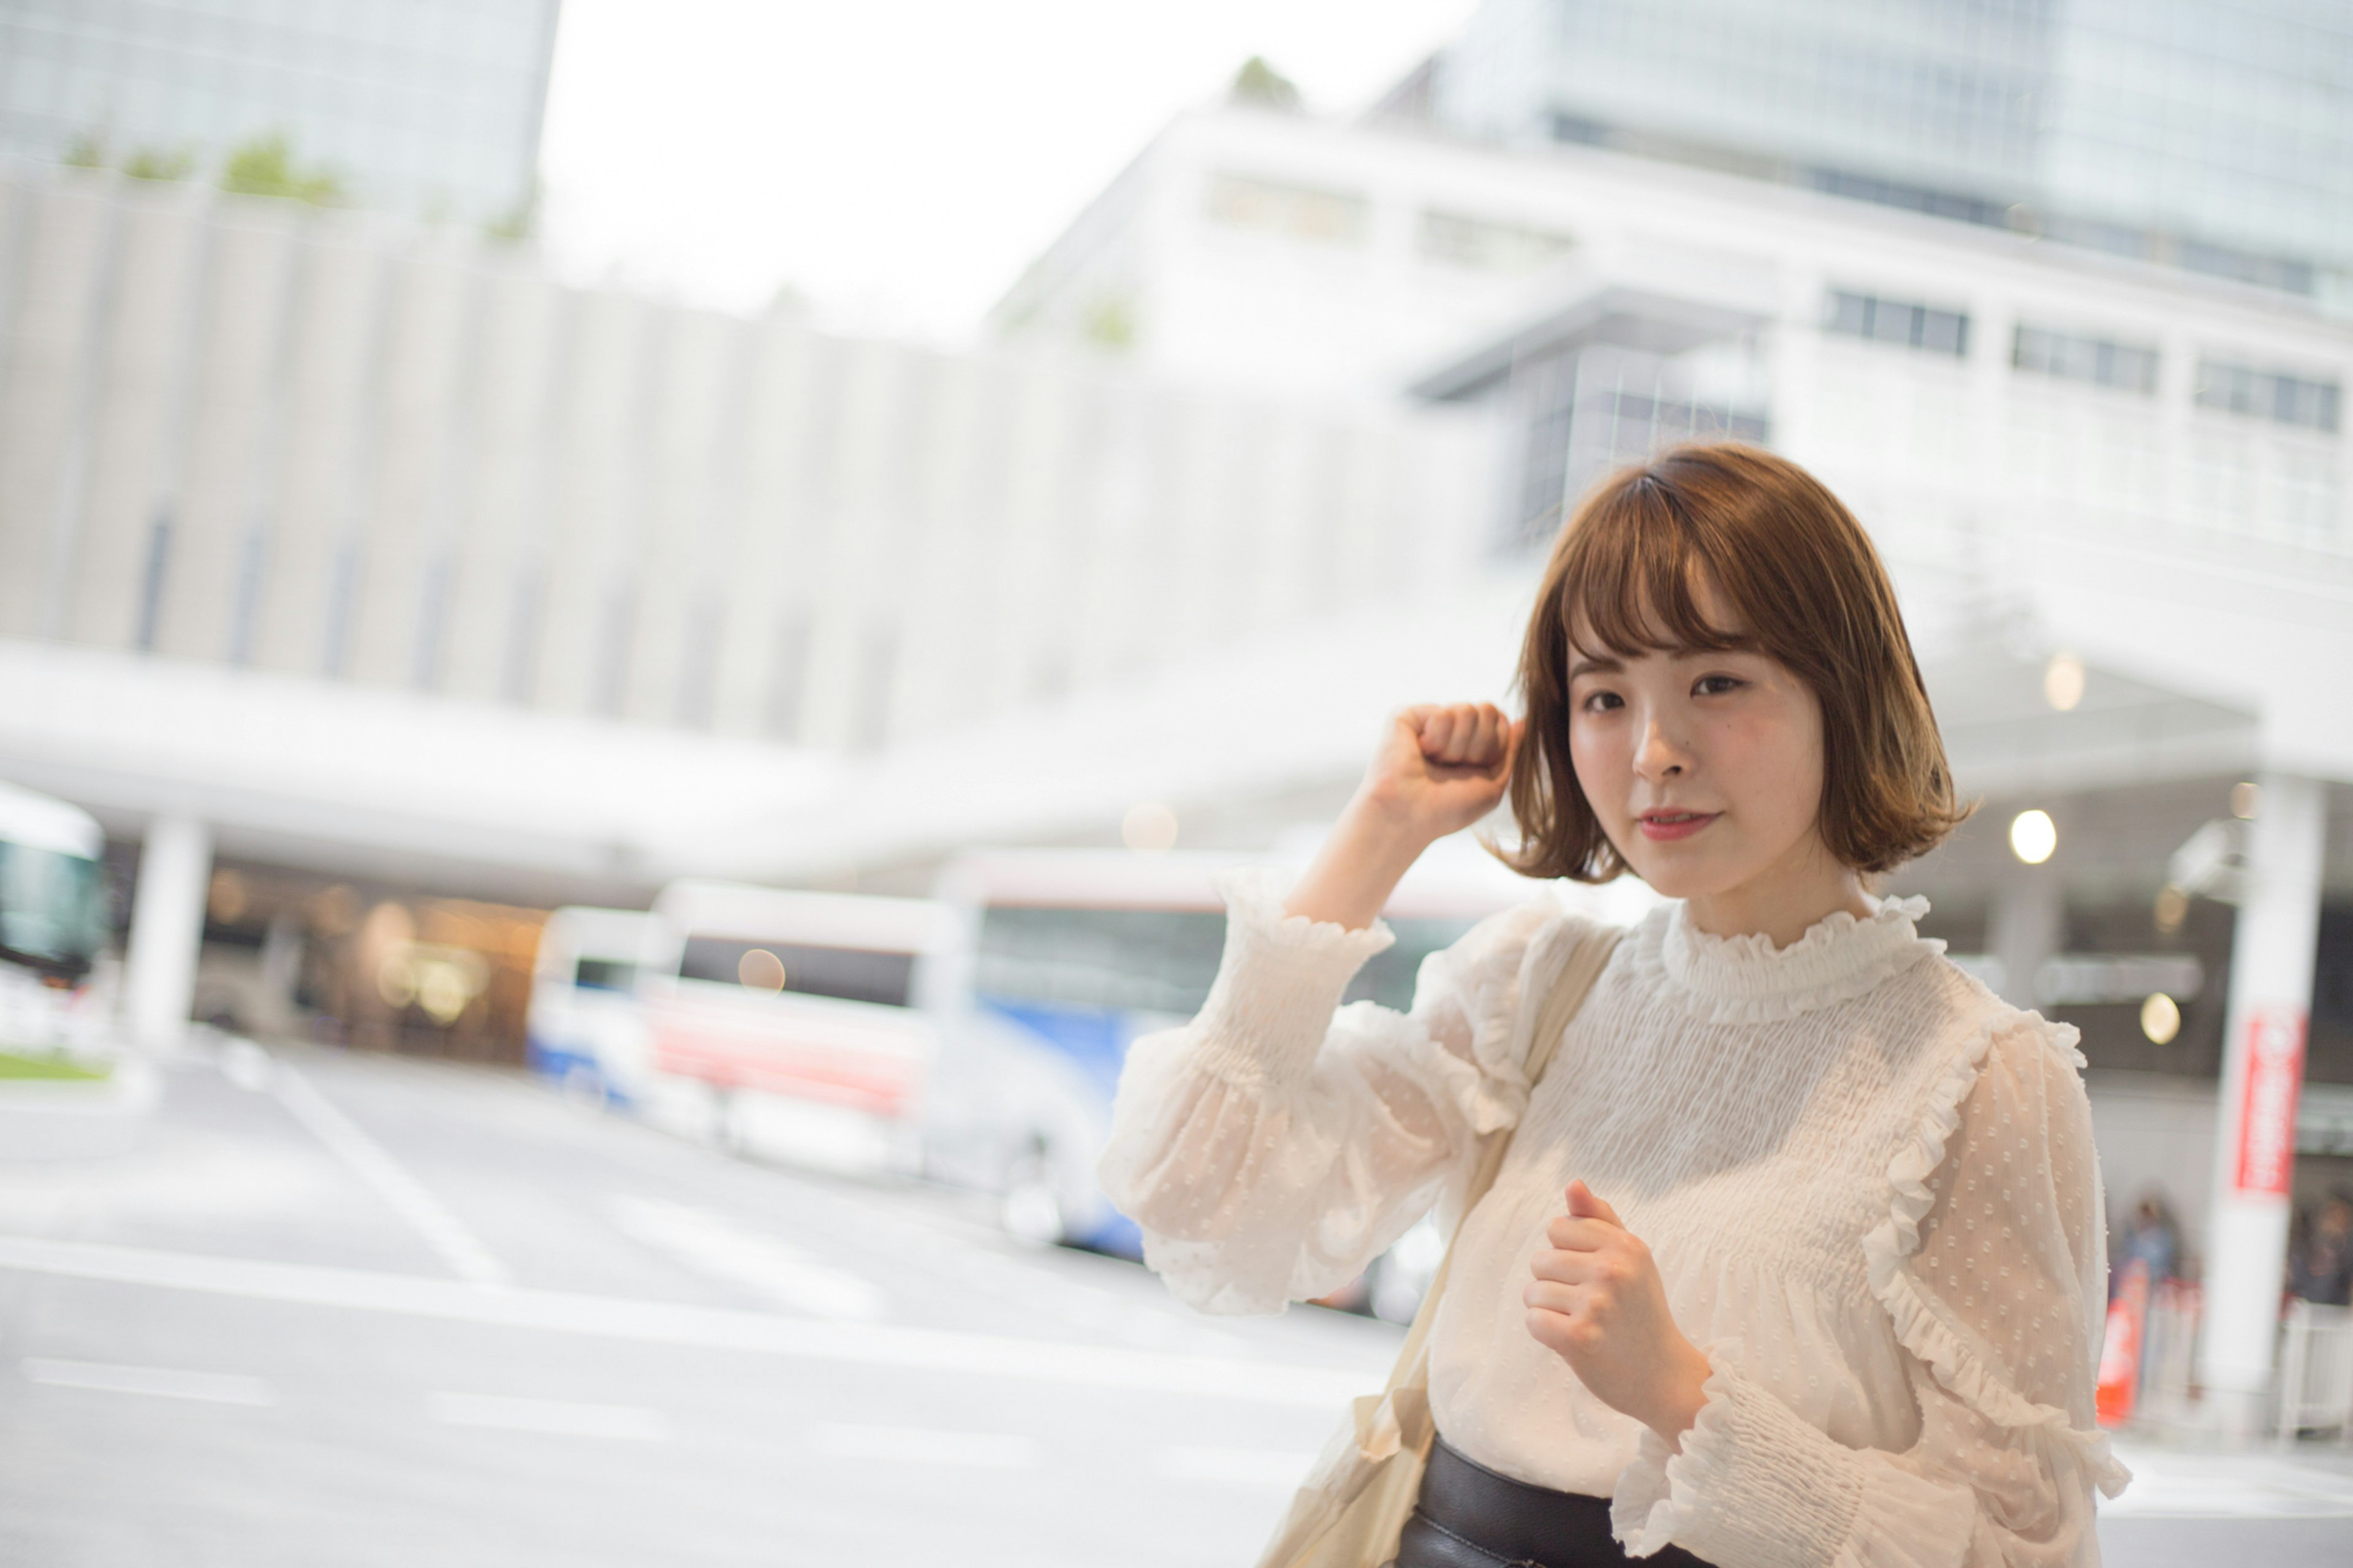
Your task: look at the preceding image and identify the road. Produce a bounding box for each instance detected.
[1,1043,2349,1567]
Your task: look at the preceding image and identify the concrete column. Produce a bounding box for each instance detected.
[124,814,211,1050]
[2198,773,2326,1428]
[1989,868,2064,1012]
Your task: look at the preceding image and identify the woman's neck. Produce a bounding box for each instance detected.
[1681,836,1873,949]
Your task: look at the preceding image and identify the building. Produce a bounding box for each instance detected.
[993,98,2352,1425]
[1393,0,2353,311]
[0,0,562,223]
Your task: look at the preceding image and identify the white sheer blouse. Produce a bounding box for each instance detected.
[1099,871,2129,1567]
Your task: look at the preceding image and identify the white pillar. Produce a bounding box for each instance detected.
[124,814,211,1051]
[2197,773,2326,1429]
[1989,869,2063,1012]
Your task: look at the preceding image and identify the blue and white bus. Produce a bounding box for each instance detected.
[526,906,659,1104]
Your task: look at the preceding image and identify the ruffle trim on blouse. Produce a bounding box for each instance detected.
[1444,907,1595,1134]
[1612,1350,1743,1558]
[1632,895,1943,1025]
[1210,866,1398,960]
[1190,868,1396,1091]
[1863,1009,2132,1499]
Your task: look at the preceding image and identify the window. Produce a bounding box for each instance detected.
[678,937,916,1009]
[2195,360,2341,433]
[1824,290,1969,357]
[572,957,637,993]
[1202,172,1370,246]
[2013,325,2159,395]
[1418,210,1573,272]
[972,904,1474,1018]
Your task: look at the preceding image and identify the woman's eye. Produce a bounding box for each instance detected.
[1693,675,1745,697]
[1580,691,1624,713]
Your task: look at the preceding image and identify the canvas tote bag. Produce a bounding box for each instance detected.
[1252,922,1624,1568]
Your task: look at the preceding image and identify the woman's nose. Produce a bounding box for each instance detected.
[1635,720,1690,779]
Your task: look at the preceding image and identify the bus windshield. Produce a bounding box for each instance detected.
[972,906,1478,1018]
[0,844,106,978]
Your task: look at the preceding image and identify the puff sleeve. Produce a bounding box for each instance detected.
[1097,867,1569,1316]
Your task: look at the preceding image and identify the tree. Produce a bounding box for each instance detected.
[124,146,195,182]
[221,132,344,206]
[1230,56,1302,112]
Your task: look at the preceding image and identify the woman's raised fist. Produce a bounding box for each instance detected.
[1358,702,1519,844]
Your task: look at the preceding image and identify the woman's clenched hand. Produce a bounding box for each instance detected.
[1282,703,1518,933]
[1524,1180,1713,1447]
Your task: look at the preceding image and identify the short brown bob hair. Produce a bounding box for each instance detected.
[1506,442,1967,883]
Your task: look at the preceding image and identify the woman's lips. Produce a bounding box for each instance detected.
[1637,811,1719,841]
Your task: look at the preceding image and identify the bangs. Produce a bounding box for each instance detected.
[1554,476,1756,665]
[1507,442,1967,882]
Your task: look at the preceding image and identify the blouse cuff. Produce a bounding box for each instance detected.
[1612,1346,1859,1562]
[1612,1347,1974,1568]
[1189,868,1395,1093]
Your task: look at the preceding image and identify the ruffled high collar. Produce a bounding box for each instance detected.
[1636,895,1942,1025]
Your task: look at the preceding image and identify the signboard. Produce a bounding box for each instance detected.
[2232,1005,2307,1197]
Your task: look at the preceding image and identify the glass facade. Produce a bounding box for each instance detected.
[1422,0,2353,303]
[0,0,560,221]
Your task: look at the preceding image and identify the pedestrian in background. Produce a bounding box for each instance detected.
[2290,1192,2353,1307]
[2115,1192,2181,1293]
[1103,444,2124,1568]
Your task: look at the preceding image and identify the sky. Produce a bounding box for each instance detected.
[535,0,1483,344]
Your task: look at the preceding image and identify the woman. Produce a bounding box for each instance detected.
[1100,445,2125,1567]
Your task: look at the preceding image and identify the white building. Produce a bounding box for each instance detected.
[991,102,2353,1424]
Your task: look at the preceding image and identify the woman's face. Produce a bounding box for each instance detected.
[1566,586,1833,905]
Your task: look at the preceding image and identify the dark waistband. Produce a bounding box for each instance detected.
[1401,1437,1711,1568]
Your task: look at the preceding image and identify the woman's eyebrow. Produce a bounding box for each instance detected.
[1567,654,1624,678]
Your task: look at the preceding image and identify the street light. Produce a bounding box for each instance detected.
[2009,809,2057,865]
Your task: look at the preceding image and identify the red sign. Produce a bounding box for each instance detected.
[2233,1006,2307,1197]
[2096,1260,2149,1428]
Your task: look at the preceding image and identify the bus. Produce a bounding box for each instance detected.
[0,779,112,1062]
[917,843,1572,1261]
[633,880,962,1173]
[526,906,659,1104]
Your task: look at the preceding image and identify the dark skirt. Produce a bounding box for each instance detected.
[1388,1437,1714,1568]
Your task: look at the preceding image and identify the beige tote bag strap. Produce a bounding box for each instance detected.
[1373,919,1622,1402]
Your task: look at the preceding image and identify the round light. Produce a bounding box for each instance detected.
[2153,884,2189,936]
[2140,992,2181,1045]
[2230,781,2262,820]
[417,962,472,1025]
[2042,652,2085,712]
[737,948,786,992]
[1121,801,1179,854]
[2009,809,2057,865]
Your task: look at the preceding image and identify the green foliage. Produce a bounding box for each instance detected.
[1080,294,1139,351]
[1230,56,1302,112]
[124,146,195,182]
[0,1050,107,1081]
[62,132,107,169]
[484,176,540,244]
[221,132,344,206]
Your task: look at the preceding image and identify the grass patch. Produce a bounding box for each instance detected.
[0,1050,108,1081]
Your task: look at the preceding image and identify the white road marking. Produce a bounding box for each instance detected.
[430,1392,667,1442]
[1154,1445,1318,1487]
[0,1233,1377,1406]
[2104,1444,2353,1519]
[24,1357,272,1407]
[611,1197,883,1320]
[272,1066,512,1288]
[811,1423,1036,1469]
